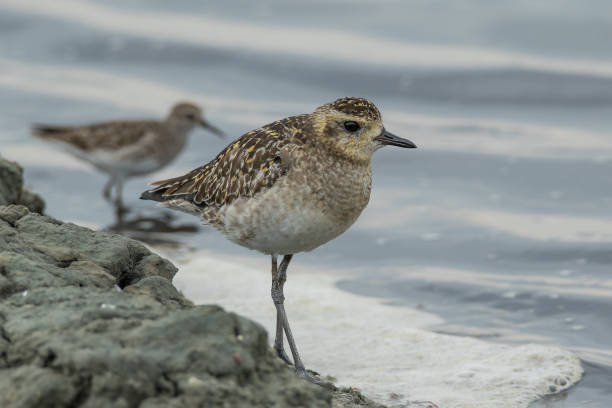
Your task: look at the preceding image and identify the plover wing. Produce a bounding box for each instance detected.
[141,115,310,208]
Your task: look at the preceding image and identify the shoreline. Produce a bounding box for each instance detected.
[0,157,584,407]
[0,156,388,407]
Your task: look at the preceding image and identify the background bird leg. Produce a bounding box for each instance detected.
[114,177,124,209]
[112,177,129,223]
[103,178,115,201]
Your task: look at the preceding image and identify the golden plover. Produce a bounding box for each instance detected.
[32,102,224,211]
[141,97,416,384]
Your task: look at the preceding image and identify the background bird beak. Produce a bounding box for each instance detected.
[374,129,416,148]
[200,120,225,138]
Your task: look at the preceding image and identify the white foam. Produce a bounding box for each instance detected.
[0,59,305,119]
[4,0,612,78]
[168,250,582,408]
[359,195,612,244]
[383,266,612,299]
[459,209,612,243]
[385,112,612,161]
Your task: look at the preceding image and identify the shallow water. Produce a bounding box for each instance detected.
[1,1,612,406]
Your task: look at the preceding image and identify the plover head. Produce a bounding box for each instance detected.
[168,102,224,137]
[312,97,415,162]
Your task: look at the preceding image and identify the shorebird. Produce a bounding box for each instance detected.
[140,97,416,384]
[32,102,224,211]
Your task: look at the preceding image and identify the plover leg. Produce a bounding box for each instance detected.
[272,255,331,386]
[111,178,130,222]
[271,255,293,365]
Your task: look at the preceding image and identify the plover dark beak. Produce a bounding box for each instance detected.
[374,129,416,148]
[200,120,225,138]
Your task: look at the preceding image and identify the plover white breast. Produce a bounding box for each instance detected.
[33,102,223,211]
[141,97,416,384]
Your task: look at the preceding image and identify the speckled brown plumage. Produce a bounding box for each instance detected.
[326,96,382,121]
[144,97,382,211]
[142,96,414,253]
[147,114,312,207]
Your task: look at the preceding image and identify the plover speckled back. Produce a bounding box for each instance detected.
[141,97,416,384]
[33,102,224,212]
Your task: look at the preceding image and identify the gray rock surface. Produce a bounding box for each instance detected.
[0,158,45,214]
[0,205,384,408]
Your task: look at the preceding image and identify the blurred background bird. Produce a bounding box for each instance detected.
[32,102,223,215]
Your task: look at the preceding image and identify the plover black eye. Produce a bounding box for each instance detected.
[343,121,360,132]
[185,113,196,120]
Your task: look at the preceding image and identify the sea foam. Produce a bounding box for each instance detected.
[170,250,583,408]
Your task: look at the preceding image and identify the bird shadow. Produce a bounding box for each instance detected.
[105,205,199,246]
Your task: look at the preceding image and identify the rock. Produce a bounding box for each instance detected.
[0,206,381,407]
[0,158,22,206]
[332,388,387,408]
[123,276,193,310]
[0,158,45,214]
[17,189,45,215]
